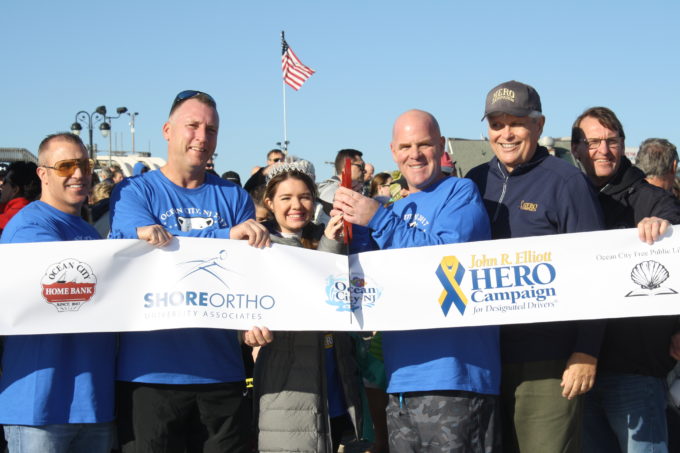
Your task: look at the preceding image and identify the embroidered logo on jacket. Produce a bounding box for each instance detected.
[519,200,538,212]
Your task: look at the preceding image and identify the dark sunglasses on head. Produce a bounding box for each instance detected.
[170,90,217,113]
[42,158,95,177]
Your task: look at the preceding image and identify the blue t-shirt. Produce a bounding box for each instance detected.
[109,170,255,384]
[0,201,116,425]
[367,177,500,395]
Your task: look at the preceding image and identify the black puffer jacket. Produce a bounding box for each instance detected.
[597,156,680,377]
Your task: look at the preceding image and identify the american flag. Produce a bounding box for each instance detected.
[281,33,315,91]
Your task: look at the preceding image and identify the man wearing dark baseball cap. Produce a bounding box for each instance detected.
[481,80,542,120]
[467,80,606,453]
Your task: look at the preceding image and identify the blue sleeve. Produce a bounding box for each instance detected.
[1,222,61,243]
[558,173,606,358]
[109,179,156,239]
[559,173,605,233]
[368,180,491,248]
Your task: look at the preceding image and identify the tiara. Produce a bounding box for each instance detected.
[266,156,316,183]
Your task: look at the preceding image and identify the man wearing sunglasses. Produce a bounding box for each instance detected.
[314,148,366,226]
[110,90,271,453]
[0,133,116,452]
[242,148,285,193]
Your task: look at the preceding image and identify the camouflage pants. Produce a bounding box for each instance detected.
[386,390,501,453]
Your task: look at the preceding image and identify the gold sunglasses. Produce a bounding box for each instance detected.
[42,159,95,177]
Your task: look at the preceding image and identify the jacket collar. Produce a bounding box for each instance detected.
[599,156,645,196]
[490,146,550,178]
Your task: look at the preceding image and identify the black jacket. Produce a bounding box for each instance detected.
[597,156,680,377]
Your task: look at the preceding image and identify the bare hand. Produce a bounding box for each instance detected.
[637,217,670,245]
[136,224,173,247]
[561,352,597,399]
[332,186,380,227]
[230,219,271,248]
[324,214,344,241]
[243,326,273,347]
[670,332,680,361]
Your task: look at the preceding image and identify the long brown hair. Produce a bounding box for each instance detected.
[264,171,321,250]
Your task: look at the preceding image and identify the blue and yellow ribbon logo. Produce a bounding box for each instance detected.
[436,256,468,316]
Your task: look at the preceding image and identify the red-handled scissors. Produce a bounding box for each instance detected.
[341,157,353,244]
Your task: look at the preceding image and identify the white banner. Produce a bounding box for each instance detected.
[1,227,679,335]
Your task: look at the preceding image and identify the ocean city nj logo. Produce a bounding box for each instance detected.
[41,259,97,312]
[324,274,382,312]
[625,260,677,297]
[436,251,558,316]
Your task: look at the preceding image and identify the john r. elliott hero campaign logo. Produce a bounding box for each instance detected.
[41,258,97,312]
[436,249,558,316]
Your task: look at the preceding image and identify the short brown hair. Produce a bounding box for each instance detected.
[571,107,626,145]
[38,133,86,165]
[334,149,363,175]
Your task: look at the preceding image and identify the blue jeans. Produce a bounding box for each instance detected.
[584,373,668,453]
[4,422,115,453]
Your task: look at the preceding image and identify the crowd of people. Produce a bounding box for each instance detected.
[0,81,679,453]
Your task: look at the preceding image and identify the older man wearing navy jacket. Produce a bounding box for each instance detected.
[466,80,606,453]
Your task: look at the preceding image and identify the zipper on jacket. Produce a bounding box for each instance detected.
[492,160,509,222]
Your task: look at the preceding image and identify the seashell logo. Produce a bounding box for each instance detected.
[625,260,677,297]
[41,258,97,312]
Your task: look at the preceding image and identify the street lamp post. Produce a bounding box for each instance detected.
[101,107,129,165]
[70,106,108,160]
[128,112,139,154]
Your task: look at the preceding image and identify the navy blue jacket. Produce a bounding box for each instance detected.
[467,147,606,363]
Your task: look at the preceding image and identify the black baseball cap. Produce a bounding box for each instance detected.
[482,80,542,120]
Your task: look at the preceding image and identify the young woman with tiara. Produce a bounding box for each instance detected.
[252,157,363,453]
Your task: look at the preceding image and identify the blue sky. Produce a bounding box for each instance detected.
[1,0,678,181]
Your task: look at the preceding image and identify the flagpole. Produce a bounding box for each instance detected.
[282,72,288,155]
[281,30,313,154]
[281,31,289,155]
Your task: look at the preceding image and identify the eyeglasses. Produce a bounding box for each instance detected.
[42,159,95,177]
[206,163,214,169]
[581,137,622,151]
[271,158,282,163]
[170,90,217,113]
[352,163,366,173]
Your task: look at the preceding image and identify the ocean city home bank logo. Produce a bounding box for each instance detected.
[324,275,382,312]
[41,259,97,312]
[626,260,677,297]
